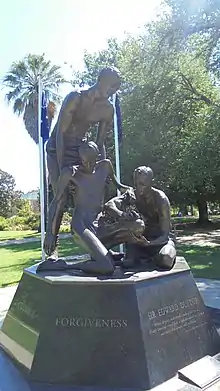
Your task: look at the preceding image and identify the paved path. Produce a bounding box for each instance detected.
[0,233,71,247]
[0,286,17,327]
[196,278,220,309]
[0,278,220,328]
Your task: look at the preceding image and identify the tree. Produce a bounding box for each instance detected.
[72,38,121,87]
[151,0,220,223]
[3,54,66,227]
[0,169,16,218]
[15,197,33,217]
[72,5,220,224]
[2,53,65,143]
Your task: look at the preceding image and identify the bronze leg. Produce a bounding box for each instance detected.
[154,239,176,269]
[71,215,114,275]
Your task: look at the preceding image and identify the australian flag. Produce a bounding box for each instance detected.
[40,91,50,143]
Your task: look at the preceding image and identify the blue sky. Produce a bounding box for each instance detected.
[0,0,160,192]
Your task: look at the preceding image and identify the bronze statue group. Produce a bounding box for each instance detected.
[38,67,176,275]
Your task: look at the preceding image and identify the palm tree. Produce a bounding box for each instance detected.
[3,53,66,231]
[2,53,66,143]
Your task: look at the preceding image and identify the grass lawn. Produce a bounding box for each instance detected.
[0,240,219,287]
[0,230,39,241]
[1,222,220,287]
[0,228,70,242]
[0,238,84,287]
[171,216,220,223]
[177,244,220,280]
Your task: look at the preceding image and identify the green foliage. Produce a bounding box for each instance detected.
[0,217,10,231]
[0,196,40,231]
[4,213,40,231]
[0,169,16,218]
[6,216,29,231]
[72,1,220,222]
[62,211,71,225]
[160,0,220,68]
[72,38,121,87]
[16,200,33,217]
[24,213,40,230]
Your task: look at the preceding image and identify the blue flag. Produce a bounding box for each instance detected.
[40,91,50,143]
[115,93,122,143]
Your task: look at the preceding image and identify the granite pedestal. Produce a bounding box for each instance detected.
[1,257,220,390]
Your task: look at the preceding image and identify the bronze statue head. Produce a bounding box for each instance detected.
[133,166,154,195]
[97,67,121,98]
[79,141,99,173]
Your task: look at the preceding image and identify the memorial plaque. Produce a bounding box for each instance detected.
[31,282,148,388]
[178,355,220,389]
[0,273,51,371]
[137,269,220,388]
[0,258,220,390]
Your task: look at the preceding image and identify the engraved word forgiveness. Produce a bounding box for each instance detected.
[55,317,128,328]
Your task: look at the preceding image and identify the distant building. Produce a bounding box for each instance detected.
[21,190,38,201]
[21,190,39,212]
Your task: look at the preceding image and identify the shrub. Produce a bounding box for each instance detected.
[62,211,72,225]
[4,213,40,231]
[17,200,33,217]
[25,213,40,230]
[0,216,10,231]
[7,216,27,231]
[60,224,71,233]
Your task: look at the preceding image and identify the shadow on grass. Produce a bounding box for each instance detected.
[0,231,39,241]
[0,260,36,271]
[1,239,83,255]
[177,244,220,279]
[177,235,220,246]
[0,239,85,286]
[173,219,220,232]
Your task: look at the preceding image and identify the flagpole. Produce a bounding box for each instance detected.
[38,74,46,261]
[113,93,123,253]
[113,94,121,196]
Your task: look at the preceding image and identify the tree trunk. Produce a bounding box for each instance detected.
[190,204,194,216]
[196,199,209,225]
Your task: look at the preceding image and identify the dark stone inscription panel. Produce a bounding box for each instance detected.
[137,270,220,389]
[148,297,206,337]
[1,273,51,357]
[2,263,220,391]
[31,283,149,389]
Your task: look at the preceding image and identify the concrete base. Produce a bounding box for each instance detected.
[0,257,220,390]
[1,349,220,391]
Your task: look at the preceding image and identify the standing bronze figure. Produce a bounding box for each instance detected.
[46,67,121,260]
